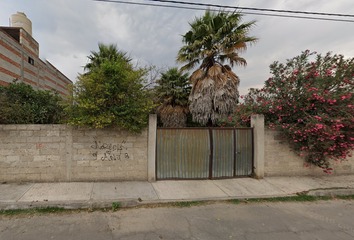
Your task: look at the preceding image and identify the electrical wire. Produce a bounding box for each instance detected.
[144,0,354,18]
[91,0,354,23]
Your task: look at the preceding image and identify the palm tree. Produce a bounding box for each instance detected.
[155,67,191,127]
[84,43,131,72]
[177,10,258,126]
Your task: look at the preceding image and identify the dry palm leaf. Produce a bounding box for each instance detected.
[190,69,205,84]
[207,65,222,78]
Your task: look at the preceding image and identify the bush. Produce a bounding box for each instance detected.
[226,50,354,172]
[64,56,155,133]
[0,80,64,124]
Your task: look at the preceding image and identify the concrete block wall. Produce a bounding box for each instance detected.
[0,124,148,182]
[70,127,148,181]
[265,130,354,176]
[0,125,67,182]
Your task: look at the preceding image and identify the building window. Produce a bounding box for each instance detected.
[28,57,34,65]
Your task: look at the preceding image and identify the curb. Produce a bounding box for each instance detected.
[0,193,294,210]
[307,188,354,197]
[1,189,354,211]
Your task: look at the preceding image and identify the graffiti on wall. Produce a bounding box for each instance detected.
[36,143,43,149]
[91,137,130,161]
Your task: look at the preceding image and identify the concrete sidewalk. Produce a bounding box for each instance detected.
[1,175,354,210]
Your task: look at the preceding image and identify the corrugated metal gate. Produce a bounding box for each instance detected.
[156,128,253,180]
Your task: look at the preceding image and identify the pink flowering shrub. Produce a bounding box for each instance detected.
[226,50,354,172]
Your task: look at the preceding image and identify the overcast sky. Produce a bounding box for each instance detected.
[1,0,353,96]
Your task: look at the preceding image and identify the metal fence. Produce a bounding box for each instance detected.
[156,128,253,180]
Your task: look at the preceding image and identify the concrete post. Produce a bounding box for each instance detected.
[65,125,73,181]
[251,115,265,178]
[147,114,157,182]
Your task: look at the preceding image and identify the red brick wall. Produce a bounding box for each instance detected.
[0,28,72,98]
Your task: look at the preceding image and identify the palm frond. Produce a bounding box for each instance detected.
[176,9,257,126]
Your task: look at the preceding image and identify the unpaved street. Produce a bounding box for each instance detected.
[1,200,354,240]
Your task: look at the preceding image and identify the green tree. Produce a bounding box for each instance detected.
[226,50,354,172]
[64,51,154,133]
[155,67,191,127]
[177,10,258,126]
[84,43,131,72]
[0,80,64,124]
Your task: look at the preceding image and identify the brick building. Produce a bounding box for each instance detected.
[0,12,72,98]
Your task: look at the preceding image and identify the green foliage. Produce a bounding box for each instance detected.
[64,50,155,133]
[177,9,258,71]
[226,50,354,171]
[112,202,120,211]
[176,9,258,126]
[155,67,191,127]
[0,80,64,124]
[228,195,333,204]
[0,207,70,217]
[155,67,191,108]
[84,43,131,72]
[337,195,354,200]
[170,201,206,208]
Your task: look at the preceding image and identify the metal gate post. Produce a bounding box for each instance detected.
[148,114,157,182]
[251,115,265,178]
[208,128,213,179]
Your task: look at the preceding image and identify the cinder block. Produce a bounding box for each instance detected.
[26,161,42,168]
[9,131,20,137]
[90,172,115,179]
[72,130,85,137]
[20,131,34,137]
[73,154,96,161]
[39,148,59,155]
[47,155,61,161]
[127,136,138,142]
[26,173,41,181]
[89,160,105,167]
[77,160,90,166]
[77,149,95,155]
[0,149,14,155]
[6,155,20,161]
[24,167,42,174]
[134,149,147,155]
[40,173,56,181]
[16,125,28,130]
[122,142,133,148]
[39,136,53,142]
[96,129,118,137]
[6,167,22,174]
[43,143,60,149]
[27,125,41,131]
[73,143,85,149]
[47,131,60,137]
[26,136,40,143]
[53,125,67,130]
[76,137,94,143]
[0,174,14,182]
[34,155,47,162]
[133,142,148,148]
[84,130,97,136]
[39,125,51,130]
